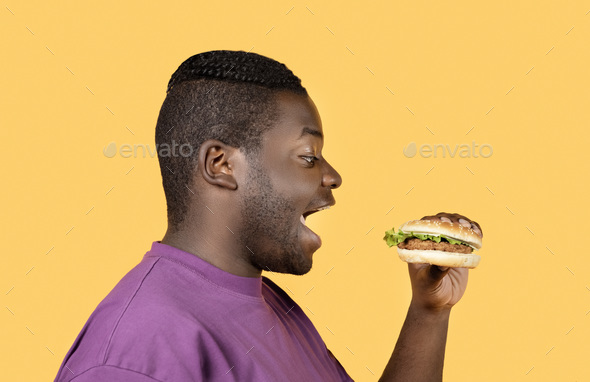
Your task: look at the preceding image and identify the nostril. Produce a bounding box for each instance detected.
[325,175,341,189]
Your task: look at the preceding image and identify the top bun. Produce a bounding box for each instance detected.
[400,219,483,249]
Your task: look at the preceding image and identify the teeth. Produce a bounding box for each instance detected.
[301,205,330,225]
[309,206,330,213]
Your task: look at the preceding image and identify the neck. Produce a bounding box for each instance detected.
[161,224,262,278]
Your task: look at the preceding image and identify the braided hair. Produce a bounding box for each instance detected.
[155,50,308,231]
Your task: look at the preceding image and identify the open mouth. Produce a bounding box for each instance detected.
[300,205,331,225]
[298,205,332,250]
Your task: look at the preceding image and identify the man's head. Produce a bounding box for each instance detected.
[237,91,342,275]
[156,50,307,230]
[156,50,342,276]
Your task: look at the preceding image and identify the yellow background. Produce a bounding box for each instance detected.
[2,1,589,380]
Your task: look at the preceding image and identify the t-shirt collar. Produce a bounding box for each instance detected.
[145,241,264,299]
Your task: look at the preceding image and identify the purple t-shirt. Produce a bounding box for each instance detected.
[54,242,353,381]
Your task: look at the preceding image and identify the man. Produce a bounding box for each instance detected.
[54,50,479,381]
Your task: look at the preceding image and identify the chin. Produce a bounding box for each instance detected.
[259,250,313,276]
[287,262,313,276]
[266,261,312,276]
[290,247,314,275]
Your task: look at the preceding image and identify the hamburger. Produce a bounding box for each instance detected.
[383,214,483,268]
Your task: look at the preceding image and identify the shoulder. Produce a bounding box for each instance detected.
[56,257,217,381]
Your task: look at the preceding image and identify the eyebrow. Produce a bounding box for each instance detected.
[298,127,323,140]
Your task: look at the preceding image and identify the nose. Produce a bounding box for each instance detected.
[322,159,342,189]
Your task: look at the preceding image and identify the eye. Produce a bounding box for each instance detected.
[301,156,319,167]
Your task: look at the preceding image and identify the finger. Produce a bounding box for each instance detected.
[428,265,450,282]
[430,212,463,223]
[458,218,472,228]
[471,223,482,237]
[431,212,449,220]
[471,221,483,237]
[421,212,483,237]
[420,214,437,221]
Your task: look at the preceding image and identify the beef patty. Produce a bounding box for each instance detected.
[398,238,473,254]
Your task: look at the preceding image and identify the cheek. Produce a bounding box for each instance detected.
[272,167,319,202]
[262,152,321,204]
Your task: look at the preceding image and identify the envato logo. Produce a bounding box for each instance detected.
[103,141,194,158]
[403,141,493,158]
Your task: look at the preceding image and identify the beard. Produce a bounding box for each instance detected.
[238,160,312,276]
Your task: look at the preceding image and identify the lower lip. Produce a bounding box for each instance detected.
[300,217,322,248]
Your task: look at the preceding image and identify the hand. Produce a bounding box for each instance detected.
[407,212,481,312]
[420,212,483,238]
[407,263,467,312]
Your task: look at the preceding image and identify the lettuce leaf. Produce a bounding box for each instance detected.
[383,228,413,247]
[383,228,468,247]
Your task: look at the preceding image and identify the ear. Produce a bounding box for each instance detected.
[198,139,241,190]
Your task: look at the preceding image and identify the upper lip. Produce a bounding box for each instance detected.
[303,200,336,218]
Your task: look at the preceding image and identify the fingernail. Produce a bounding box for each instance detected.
[471,224,482,235]
[459,218,471,227]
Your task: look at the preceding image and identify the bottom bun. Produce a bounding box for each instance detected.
[397,248,481,269]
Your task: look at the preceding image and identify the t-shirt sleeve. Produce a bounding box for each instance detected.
[69,365,163,382]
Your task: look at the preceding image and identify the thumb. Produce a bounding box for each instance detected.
[428,265,449,282]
